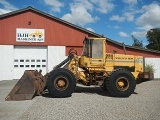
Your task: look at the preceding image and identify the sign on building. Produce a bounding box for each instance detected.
[16,28,45,42]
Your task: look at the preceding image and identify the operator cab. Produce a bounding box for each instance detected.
[81,37,103,58]
[79,37,105,69]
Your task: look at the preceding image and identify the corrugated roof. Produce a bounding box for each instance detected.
[0,6,160,54]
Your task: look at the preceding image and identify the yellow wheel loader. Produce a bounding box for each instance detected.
[5,37,152,100]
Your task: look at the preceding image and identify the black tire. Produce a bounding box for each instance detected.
[106,68,136,97]
[46,68,76,98]
[100,86,108,92]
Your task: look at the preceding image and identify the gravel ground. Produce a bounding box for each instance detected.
[0,79,160,120]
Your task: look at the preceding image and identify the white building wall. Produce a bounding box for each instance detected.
[145,58,160,78]
[0,45,14,81]
[47,46,66,72]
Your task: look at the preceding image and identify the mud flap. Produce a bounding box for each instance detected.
[5,70,46,101]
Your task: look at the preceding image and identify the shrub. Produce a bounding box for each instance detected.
[145,63,155,73]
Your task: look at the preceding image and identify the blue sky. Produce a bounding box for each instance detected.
[0,0,160,46]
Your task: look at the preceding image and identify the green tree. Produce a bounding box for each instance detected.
[146,28,160,50]
[131,35,143,48]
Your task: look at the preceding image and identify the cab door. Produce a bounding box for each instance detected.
[90,40,104,68]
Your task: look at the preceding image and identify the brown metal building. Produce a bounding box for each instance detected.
[0,6,160,80]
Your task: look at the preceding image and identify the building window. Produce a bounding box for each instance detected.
[31,65,35,67]
[14,65,18,67]
[20,59,24,62]
[25,65,29,67]
[20,65,24,67]
[36,65,40,67]
[42,60,46,62]
[31,59,35,62]
[37,59,40,62]
[14,59,18,62]
[42,65,46,67]
[26,59,30,62]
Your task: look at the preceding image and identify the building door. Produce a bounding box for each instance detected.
[13,46,47,79]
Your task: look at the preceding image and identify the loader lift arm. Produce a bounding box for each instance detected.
[54,48,77,69]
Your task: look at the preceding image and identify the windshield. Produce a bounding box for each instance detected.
[91,40,103,58]
[81,38,103,58]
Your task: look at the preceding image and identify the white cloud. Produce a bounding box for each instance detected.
[110,12,134,22]
[43,0,64,12]
[0,8,11,15]
[62,7,98,26]
[131,31,146,38]
[122,0,137,5]
[76,0,94,11]
[61,0,99,26]
[113,0,139,23]
[132,3,160,38]
[86,28,95,32]
[124,12,134,21]
[0,0,17,15]
[137,24,153,31]
[90,0,115,13]
[0,0,17,10]
[61,0,115,26]
[136,3,160,29]
[114,26,119,29]
[119,32,129,37]
[110,15,125,22]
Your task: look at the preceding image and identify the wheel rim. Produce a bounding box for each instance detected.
[54,76,69,91]
[116,77,129,91]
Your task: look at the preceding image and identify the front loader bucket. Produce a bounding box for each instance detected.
[5,70,46,101]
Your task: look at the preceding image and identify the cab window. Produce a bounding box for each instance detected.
[91,40,103,58]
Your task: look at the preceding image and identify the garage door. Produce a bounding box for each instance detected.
[13,46,47,79]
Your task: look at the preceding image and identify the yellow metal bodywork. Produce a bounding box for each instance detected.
[69,37,144,85]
